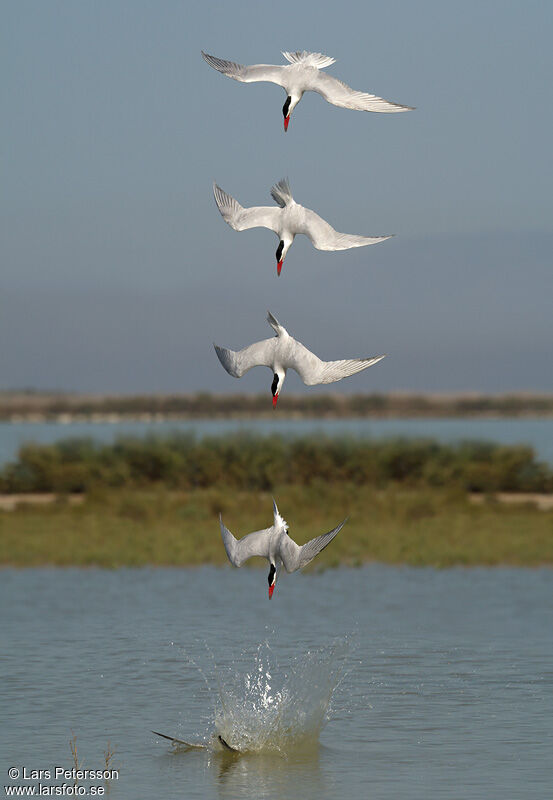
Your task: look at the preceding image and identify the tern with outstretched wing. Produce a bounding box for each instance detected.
[220,499,347,598]
[214,311,386,407]
[213,178,392,276]
[202,49,413,131]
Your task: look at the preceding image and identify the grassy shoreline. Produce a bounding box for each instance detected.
[1,485,552,568]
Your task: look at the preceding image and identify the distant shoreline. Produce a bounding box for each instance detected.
[2,391,553,421]
[2,491,552,512]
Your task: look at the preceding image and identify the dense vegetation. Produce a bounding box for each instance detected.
[2,390,553,419]
[1,433,552,494]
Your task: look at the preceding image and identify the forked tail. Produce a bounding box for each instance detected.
[270,178,294,208]
[282,51,336,69]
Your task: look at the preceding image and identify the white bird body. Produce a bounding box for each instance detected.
[202,50,414,130]
[213,179,392,275]
[220,499,347,597]
[214,311,385,406]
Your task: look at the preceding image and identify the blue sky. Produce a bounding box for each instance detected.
[2,0,552,393]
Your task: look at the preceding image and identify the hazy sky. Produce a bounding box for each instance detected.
[2,0,552,394]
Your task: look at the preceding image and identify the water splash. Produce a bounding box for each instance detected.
[207,638,351,754]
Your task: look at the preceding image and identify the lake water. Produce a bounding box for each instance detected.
[1,417,553,465]
[1,566,552,800]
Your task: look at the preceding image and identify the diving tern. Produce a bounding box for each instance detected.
[213,178,392,276]
[214,311,386,407]
[220,499,347,598]
[202,50,413,131]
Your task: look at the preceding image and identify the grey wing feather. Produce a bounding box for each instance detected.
[202,52,286,86]
[218,735,241,753]
[220,516,271,567]
[152,731,206,750]
[279,519,347,573]
[214,338,275,378]
[287,339,385,386]
[315,355,386,385]
[311,71,414,113]
[213,184,281,234]
[299,208,392,251]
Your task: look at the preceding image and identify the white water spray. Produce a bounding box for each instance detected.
[184,638,353,754]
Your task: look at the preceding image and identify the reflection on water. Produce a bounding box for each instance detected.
[163,743,325,800]
[210,747,325,800]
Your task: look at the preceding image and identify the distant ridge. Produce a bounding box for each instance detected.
[1,391,553,420]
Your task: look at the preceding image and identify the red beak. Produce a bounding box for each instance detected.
[277,260,283,276]
[284,115,290,132]
[272,393,279,408]
[268,585,274,599]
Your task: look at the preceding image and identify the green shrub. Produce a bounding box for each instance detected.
[1,433,551,494]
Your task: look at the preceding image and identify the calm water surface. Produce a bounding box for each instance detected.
[1,417,553,465]
[1,566,552,800]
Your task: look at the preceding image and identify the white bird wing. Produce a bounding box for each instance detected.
[214,338,275,378]
[202,52,287,87]
[310,71,414,113]
[299,208,392,251]
[316,356,386,384]
[278,519,347,573]
[220,516,271,567]
[213,184,281,234]
[286,338,386,386]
